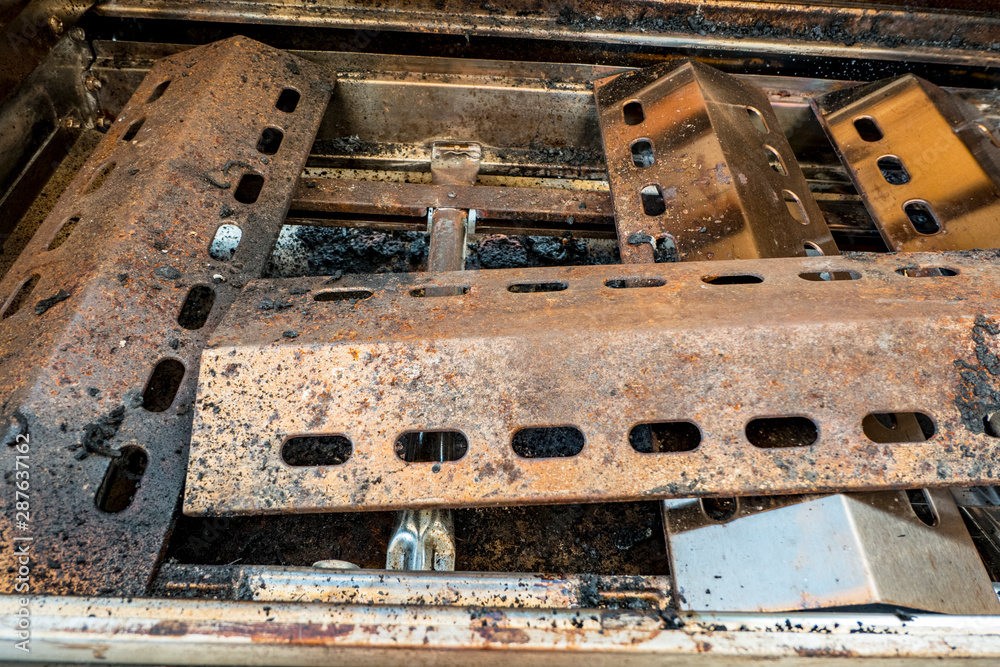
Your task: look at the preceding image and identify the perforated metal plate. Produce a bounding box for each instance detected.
[0,36,334,594]
[814,74,1000,251]
[187,251,1000,515]
[595,60,838,264]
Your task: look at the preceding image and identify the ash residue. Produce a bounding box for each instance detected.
[495,143,604,169]
[166,511,395,567]
[76,405,126,459]
[454,501,669,575]
[266,227,617,277]
[511,426,584,458]
[555,6,999,52]
[265,226,428,278]
[953,315,1000,434]
[314,136,408,157]
[34,289,70,315]
[466,233,618,269]
[654,236,678,263]
[576,573,660,610]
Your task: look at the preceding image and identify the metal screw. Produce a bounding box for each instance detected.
[61,117,80,129]
[69,27,86,41]
[85,76,103,91]
[48,15,63,35]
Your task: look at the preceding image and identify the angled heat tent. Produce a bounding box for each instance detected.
[594,59,838,263]
[0,37,335,595]
[812,74,1000,251]
[185,252,1000,515]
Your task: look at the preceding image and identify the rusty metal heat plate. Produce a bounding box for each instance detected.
[813,74,1000,252]
[188,251,1000,515]
[0,37,334,594]
[595,60,837,264]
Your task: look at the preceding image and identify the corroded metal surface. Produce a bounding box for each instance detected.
[91,0,1000,71]
[7,594,1000,664]
[152,562,674,608]
[0,36,334,594]
[813,74,1000,252]
[188,251,1000,514]
[0,0,95,110]
[595,60,838,264]
[236,566,673,609]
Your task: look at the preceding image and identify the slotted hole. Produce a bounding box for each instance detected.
[623,100,644,125]
[1,274,40,319]
[746,106,768,133]
[764,146,786,175]
[95,446,148,514]
[121,117,145,142]
[282,435,353,466]
[640,184,666,216]
[701,497,738,522]
[395,431,469,463]
[508,282,567,293]
[854,116,884,142]
[985,412,1000,438]
[276,88,300,113]
[82,162,115,195]
[147,80,171,103]
[906,489,939,527]
[47,216,81,251]
[208,224,242,261]
[746,416,818,448]
[976,122,1000,149]
[799,270,860,281]
[141,359,185,412]
[654,236,677,263]
[876,155,910,185]
[256,127,284,155]
[862,412,935,443]
[512,426,584,458]
[410,285,469,297]
[234,173,265,204]
[314,289,373,302]
[904,201,940,235]
[875,413,898,430]
[177,285,215,330]
[783,190,809,225]
[630,139,655,168]
[702,274,763,285]
[605,277,665,289]
[804,242,823,257]
[629,421,701,453]
[895,266,958,278]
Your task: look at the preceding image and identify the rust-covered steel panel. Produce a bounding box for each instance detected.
[595,60,838,264]
[813,74,1000,252]
[0,36,334,594]
[187,251,1000,515]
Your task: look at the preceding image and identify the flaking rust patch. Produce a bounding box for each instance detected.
[953,315,1000,433]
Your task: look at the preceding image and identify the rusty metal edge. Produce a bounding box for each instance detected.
[4,593,1000,663]
[88,0,1000,69]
